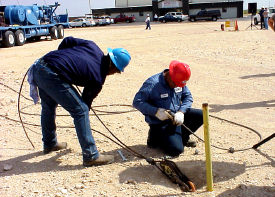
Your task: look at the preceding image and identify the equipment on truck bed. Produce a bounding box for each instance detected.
[0,2,69,47]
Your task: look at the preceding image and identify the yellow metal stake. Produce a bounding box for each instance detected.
[202,103,213,191]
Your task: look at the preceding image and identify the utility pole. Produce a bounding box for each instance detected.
[89,0,92,15]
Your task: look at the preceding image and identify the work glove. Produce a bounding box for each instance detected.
[155,108,170,121]
[173,111,184,126]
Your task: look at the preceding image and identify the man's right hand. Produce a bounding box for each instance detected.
[155,108,170,121]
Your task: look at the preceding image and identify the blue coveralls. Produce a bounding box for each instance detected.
[29,37,109,161]
[133,70,203,156]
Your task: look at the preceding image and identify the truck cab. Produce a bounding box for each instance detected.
[113,14,136,23]
[189,10,221,22]
[166,12,188,21]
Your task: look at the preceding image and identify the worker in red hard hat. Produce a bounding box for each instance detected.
[133,60,203,157]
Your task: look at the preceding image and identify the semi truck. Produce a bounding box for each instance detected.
[0,2,69,48]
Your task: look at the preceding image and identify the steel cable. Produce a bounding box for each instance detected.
[0,71,266,192]
[0,72,263,153]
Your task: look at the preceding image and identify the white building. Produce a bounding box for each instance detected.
[92,0,244,21]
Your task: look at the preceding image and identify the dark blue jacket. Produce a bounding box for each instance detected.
[133,70,193,125]
[259,9,264,18]
[43,37,109,108]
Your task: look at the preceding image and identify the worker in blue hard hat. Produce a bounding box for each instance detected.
[27,36,131,167]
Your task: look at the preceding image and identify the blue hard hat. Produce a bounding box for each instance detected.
[107,48,131,72]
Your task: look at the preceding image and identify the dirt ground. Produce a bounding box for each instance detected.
[0,18,275,197]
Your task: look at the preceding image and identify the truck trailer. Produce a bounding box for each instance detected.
[0,2,69,48]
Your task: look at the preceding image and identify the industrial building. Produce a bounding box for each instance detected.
[91,0,244,22]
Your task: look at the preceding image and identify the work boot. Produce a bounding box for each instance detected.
[43,142,67,154]
[147,129,159,149]
[147,137,158,149]
[185,139,197,148]
[83,154,114,167]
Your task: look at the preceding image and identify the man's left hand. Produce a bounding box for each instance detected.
[173,111,184,126]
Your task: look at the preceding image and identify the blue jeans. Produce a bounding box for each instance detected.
[264,17,268,29]
[146,21,151,30]
[148,108,203,156]
[32,60,99,161]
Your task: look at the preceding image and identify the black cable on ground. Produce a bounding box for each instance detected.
[6,77,262,152]
[0,77,267,192]
[1,75,264,153]
[17,68,35,148]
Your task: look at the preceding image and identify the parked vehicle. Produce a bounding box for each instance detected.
[92,16,104,26]
[189,10,221,22]
[85,18,96,26]
[85,14,103,26]
[113,14,136,23]
[0,2,69,48]
[98,16,110,25]
[97,16,107,25]
[166,12,188,21]
[84,14,96,26]
[101,16,112,25]
[69,18,92,27]
[158,13,183,23]
[253,8,275,25]
[109,17,114,24]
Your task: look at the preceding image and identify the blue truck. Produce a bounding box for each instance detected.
[0,2,69,47]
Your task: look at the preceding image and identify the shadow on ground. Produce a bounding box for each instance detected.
[118,158,246,190]
[240,73,275,79]
[1,144,274,194]
[217,184,275,197]
[0,144,164,177]
[141,185,275,197]
[0,149,84,177]
[209,99,275,113]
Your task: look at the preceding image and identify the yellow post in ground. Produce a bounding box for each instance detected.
[202,103,213,192]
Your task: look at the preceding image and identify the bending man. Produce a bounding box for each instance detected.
[28,36,131,166]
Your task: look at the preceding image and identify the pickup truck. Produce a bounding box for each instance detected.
[189,10,221,22]
[253,8,275,25]
[113,14,136,23]
[69,18,93,27]
[158,12,188,23]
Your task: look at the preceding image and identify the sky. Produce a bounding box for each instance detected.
[0,0,274,16]
[0,0,115,16]
[243,0,275,9]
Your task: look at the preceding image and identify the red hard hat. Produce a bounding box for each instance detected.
[169,60,191,87]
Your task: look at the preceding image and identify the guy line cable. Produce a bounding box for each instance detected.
[1,69,263,153]
[0,71,267,192]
